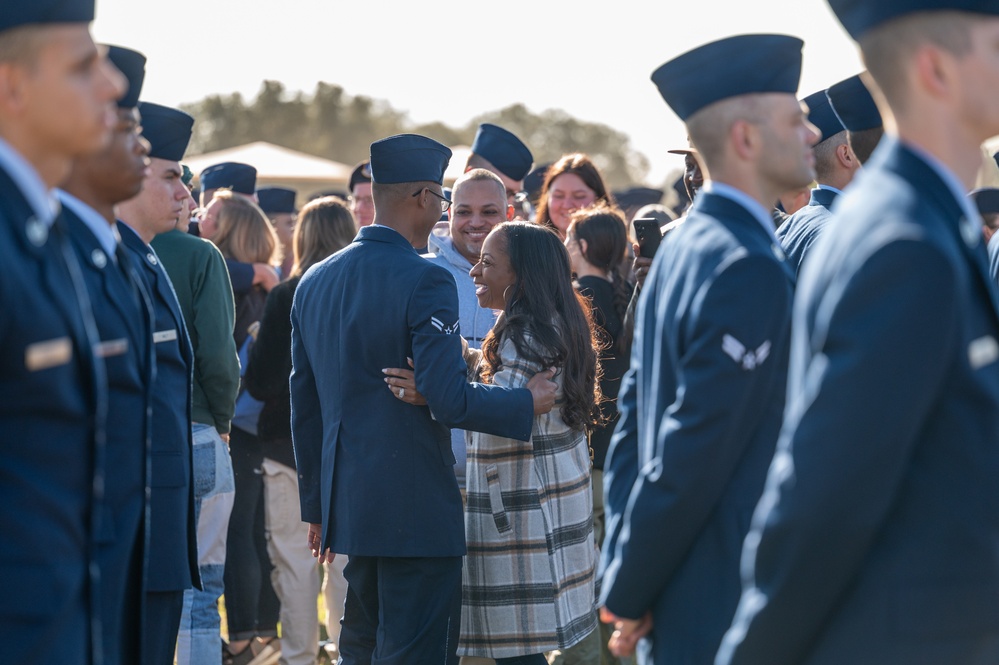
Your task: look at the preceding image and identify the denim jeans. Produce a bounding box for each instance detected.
[176,423,236,665]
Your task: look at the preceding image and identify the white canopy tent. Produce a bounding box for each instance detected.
[185,141,474,201]
[185,141,354,200]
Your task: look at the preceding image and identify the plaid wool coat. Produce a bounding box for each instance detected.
[459,334,597,658]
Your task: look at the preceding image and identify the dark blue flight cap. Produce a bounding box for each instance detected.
[349,161,372,192]
[971,188,999,215]
[369,134,451,185]
[523,163,551,203]
[613,187,664,210]
[803,89,845,144]
[471,124,534,181]
[826,74,883,132]
[1,0,94,32]
[651,34,804,121]
[257,187,297,214]
[105,46,145,110]
[827,0,999,40]
[200,162,257,195]
[137,102,193,162]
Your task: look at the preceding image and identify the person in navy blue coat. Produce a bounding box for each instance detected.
[67,46,199,664]
[718,5,999,665]
[118,105,201,665]
[0,4,126,664]
[291,134,558,665]
[776,86,855,276]
[59,43,157,665]
[777,75,884,277]
[598,35,817,664]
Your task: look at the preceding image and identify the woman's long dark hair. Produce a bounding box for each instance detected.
[479,222,603,432]
[567,204,633,353]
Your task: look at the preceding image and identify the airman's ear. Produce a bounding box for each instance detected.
[0,62,28,116]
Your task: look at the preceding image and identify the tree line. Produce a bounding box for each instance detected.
[180,80,651,190]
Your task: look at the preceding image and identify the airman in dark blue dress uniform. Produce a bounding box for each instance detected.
[291,134,557,665]
[599,34,816,664]
[101,56,200,664]
[775,86,853,277]
[59,43,155,665]
[719,3,999,664]
[0,2,126,663]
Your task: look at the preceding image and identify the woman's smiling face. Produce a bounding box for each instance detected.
[470,229,516,311]
[547,172,597,235]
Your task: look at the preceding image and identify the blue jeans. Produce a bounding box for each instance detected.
[176,424,235,665]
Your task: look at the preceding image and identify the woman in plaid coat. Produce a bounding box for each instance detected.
[460,222,603,662]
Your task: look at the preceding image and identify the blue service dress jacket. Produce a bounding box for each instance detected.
[775,186,838,277]
[63,203,154,665]
[718,138,999,665]
[600,190,794,665]
[0,164,109,665]
[291,224,534,558]
[118,221,200,593]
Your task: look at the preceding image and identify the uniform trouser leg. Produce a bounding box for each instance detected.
[261,458,321,665]
[177,424,235,665]
[338,555,461,665]
[323,554,349,647]
[98,492,144,665]
[144,590,185,665]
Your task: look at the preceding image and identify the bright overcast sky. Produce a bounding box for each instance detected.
[92,0,863,185]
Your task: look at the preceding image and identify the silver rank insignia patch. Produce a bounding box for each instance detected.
[722,334,771,370]
[968,335,999,370]
[430,316,459,334]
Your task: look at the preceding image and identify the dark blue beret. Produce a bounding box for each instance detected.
[972,188,999,215]
[200,162,257,195]
[803,89,845,144]
[651,34,804,121]
[471,124,533,181]
[827,0,999,39]
[369,134,451,185]
[257,187,297,214]
[349,161,371,192]
[826,74,883,132]
[137,102,193,162]
[105,46,145,110]
[0,0,93,32]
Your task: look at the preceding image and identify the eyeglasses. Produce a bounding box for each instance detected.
[413,187,451,213]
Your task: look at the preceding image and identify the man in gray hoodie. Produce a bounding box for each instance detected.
[423,168,514,490]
